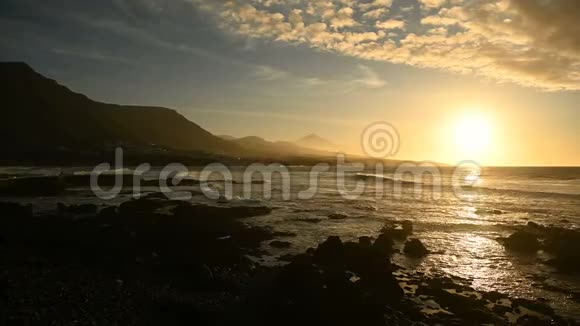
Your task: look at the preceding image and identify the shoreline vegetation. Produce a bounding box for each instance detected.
[1,196,579,325]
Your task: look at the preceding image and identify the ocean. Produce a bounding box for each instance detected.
[1,165,579,318]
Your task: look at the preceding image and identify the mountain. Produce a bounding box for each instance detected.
[0,62,242,157]
[233,136,271,148]
[226,136,330,157]
[217,135,237,141]
[295,134,337,152]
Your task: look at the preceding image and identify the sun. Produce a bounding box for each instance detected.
[454,113,493,159]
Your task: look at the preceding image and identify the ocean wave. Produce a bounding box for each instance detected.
[73,168,134,176]
[472,185,580,198]
[354,173,579,198]
[354,173,419,185]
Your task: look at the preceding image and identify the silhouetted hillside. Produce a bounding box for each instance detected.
[217,135,237,141]
[231,136,329,157]
[0,62,242,157]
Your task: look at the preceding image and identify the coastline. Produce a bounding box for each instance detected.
[1,197,578,325]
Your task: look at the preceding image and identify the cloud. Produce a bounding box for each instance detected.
[418,0,447,9]
[375,19,405,30]
[362,8,387,19]
[359,0,394,11]
[421,15,460,26]
[300,77,327,87]
[51,48,138,65]
[253,65,289,80]
[251,64,386,92]
[330,7,357,29]
[112,0,165,19]
[352,64,387,89]
[193,0,580,91]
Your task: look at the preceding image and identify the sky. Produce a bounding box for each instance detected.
[0,0,578,166]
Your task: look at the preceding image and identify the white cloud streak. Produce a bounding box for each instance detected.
[190,0,580,91]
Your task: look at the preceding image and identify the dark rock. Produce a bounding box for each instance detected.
[491,304,512,315]
[174,203,273,219]
[249,180,266,184]
[295,218,323,223]
[98,206,118,219]
[512,298,554,316]
[292,208,316,213]
[279,254,296,262]
[483,291,504,302]
[543,228,580,272]
[372,233,394,257]
[272,231,297,237]
[358,236,372,248]
[63,174,135,188]
[403,239,429,257]
[121,199,273,220]
[502,231,539,253]
[315,236,344,265]
[516,315,552,325]
[401,220,413,235]
[0,202,33,217]
[328,213,348,220]
[141,192,169,200]
[273,234,404,324]
[228,205,273,218]
[119,199,165,216]
[57,203,98,215]
[0,176,66,196]
[426,278,445,291]
[270,240,292,248]
[380,221,413,240]
[476,208,503,215]
[2,201,576,326]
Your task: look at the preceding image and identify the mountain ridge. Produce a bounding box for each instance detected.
[0,62,243,156]
[0,62,387,165]
[222,135,331,157]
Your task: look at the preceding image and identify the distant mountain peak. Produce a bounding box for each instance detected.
[299,133,328,142]
[238,136,267,142]
[295,133,336,151]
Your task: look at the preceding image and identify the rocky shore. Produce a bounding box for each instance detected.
[499,221,580,273]
[0,198,578,325]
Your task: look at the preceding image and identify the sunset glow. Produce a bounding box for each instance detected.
[1,1,580,324]
[454,113,493,160]
[1,0,578,167]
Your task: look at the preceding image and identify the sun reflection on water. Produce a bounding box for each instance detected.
[461,206,479,220]
[428,233,512,290]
